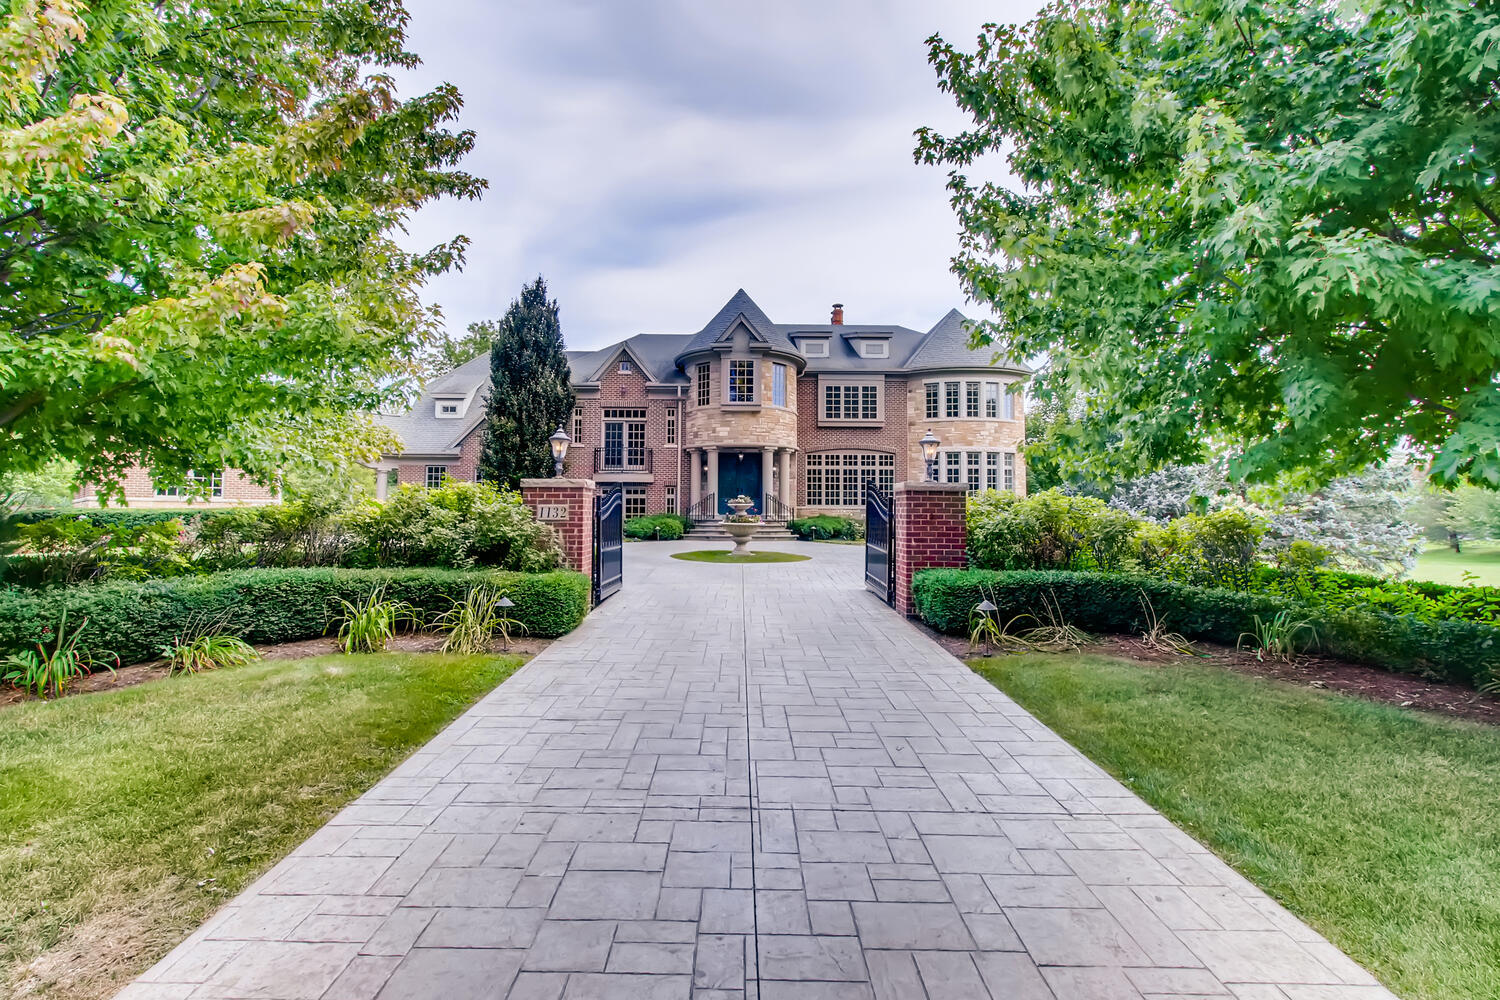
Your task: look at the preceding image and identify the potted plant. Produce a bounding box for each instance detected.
[722,494,759,554]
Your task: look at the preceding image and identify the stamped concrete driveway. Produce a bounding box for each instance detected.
[120,541,1395,1000]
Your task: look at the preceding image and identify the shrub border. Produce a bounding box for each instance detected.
[913,568,1500,689]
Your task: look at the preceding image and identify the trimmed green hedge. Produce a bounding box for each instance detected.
[789,515,863,541]
[5,508,224,529]
[0,567,590,666]
[913,568,1500,689]
[625,514,689,541]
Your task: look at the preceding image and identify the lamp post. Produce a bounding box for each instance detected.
[974,598,998,654]
[919,429,941,483]
[548,426,571,478]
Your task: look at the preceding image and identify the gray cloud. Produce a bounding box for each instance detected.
[394,0,1042,348]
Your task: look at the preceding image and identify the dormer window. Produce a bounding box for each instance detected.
[800,339,830,358]
[858,341,889,359]
[434,398,464,418]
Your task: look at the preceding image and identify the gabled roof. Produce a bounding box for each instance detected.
[571,334,691,384]
[902,309,1033,374]
[674,289,795,364]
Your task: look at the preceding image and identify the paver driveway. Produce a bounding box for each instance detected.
[122,541,1395,1000]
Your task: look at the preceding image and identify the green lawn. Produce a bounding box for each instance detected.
[0,652,524,1000]
[1408,541,1500,586]
[670,549,811,563]
[975,654,1500,1000]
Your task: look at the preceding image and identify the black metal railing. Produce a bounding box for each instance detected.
[594,448,653,474]
[688,492,717,523]
[762,493,793,523]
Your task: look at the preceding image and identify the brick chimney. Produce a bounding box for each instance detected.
[831,303,844,325]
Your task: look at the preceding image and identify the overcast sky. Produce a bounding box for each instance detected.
[393,1,1044,351]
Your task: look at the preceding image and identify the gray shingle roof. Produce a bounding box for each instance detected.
[903,309,1033,374]
[674,289,796,364]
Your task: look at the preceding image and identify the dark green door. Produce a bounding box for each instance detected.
[717,453,762,516]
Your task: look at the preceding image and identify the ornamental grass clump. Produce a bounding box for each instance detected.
[431,586,527,654]
[334,588,423,654]
[1,610,114,698]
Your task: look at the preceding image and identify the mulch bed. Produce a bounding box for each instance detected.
[0,634,550,708]
[924,625,1500,727]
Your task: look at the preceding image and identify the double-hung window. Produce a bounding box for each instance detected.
[966,452,982,491]
[984,382,999,418]
[424,466,447,489]
[822,381,880,422]
[572,406,584,443]
[924,382,939,420]
[602,409,647,470]
[156,470,224,498]
[944,382,960,418]
[663,485,677,514]
[665,408,677,444]
[772,363,787,407]
[944,451,961,484]
[623,486,648,518]
[986,452,999,491]
[966,382,981,417]
[696,363,711,407]
[728,360,756,403]
[1002,387,1016,420]
[1004,452,1016,492]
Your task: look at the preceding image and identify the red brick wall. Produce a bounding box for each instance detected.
[520,479,595,581]
[794,375,911,512]
[395,426,483,486]
[566,362,686,514]
[892,482,968,617]
[78,466,278,506]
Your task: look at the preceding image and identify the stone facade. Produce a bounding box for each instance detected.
[377,291,1031,519]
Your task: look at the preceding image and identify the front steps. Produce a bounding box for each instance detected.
[684,520,797,542]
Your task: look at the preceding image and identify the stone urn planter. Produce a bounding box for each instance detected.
[722,495,759,554]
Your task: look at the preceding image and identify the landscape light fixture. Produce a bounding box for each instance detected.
[919,429,941,482]
[548,426,571,477]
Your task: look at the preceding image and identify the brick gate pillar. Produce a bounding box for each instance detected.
[891,481,968,617]
[520,478,596,579]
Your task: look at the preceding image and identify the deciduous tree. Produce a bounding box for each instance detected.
[0,1,483,497]
[919,0,1500,488]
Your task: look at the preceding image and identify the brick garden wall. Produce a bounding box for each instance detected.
[520,479,595,580]
[891,481,968,617]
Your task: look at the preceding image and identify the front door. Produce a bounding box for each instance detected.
[717,452,763,516]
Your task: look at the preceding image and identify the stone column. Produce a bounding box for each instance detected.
[373,465,390,501]
[705,448,719,514]
[777,448,793,510]
[688,449,702,510]
[891,481,968,618]
[761,447,775,511]
[520,478,596,579]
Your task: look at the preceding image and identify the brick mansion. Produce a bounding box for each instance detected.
[377,291,1029,519]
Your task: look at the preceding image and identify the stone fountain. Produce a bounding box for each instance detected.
[721,494,759,554]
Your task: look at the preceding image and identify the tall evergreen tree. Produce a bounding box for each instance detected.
[477,277,575,486]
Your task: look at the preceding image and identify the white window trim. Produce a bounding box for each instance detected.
[817,376,883,425]
[857,340,889,359]
[619,359,633,374]
[425,465,448,489]
[799,339,830,358]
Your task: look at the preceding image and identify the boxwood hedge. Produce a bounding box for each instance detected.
[912,568,1500,689]
[0,567,590,667]
[5,508,225,530]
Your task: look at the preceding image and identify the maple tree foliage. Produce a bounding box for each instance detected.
[919,0,1500,488]
[0,0,483,496]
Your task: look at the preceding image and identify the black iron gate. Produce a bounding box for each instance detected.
[593,485,623,604]
[864,481,894,605]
